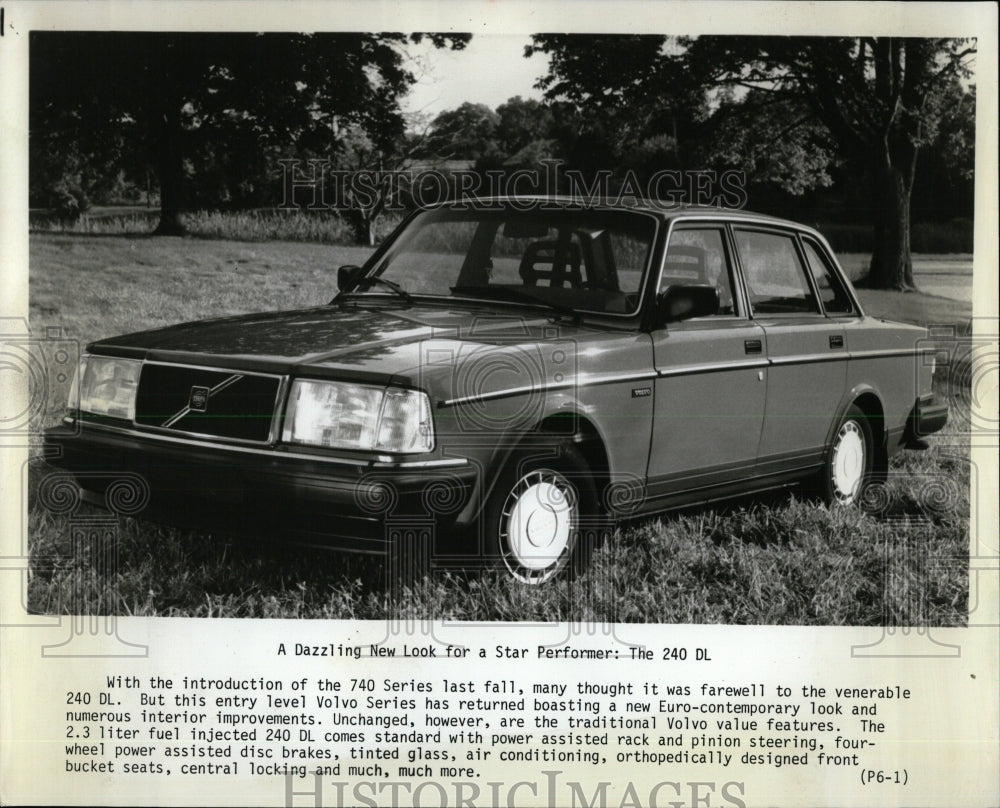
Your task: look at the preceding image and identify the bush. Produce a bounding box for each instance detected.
[186,209,356,243]
[911,218,974,253]
[45,176,91,221]
[817,220,973,254]
[29,207,371,244]
[815,223,871,253]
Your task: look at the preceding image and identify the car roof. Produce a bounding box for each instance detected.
[435,196,815,230]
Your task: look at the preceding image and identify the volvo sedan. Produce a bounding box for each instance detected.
[44,198,947,583]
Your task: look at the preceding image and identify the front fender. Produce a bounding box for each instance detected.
[450,387,645,526]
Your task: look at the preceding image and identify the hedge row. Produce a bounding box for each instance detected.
[818,219,973,254]
[30,209,975,255]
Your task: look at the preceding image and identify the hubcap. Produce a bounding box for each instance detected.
[500,469,576,583]
[831,420,865,503]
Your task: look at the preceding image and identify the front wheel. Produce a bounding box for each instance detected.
[818,405,874,506]
[486,442,602,584]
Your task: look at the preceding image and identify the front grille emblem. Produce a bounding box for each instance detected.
[189,385,210,412]
[160,374,244,428]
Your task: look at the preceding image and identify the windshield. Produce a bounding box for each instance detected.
[354,206,658,316]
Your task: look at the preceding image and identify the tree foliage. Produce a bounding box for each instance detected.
[31,31,975,273]
[495,96,555,158]
[30,32,469,233]
[526,34,976,289]
[683,36,976,288]
[526,35,704,171]
[424,102,501,160]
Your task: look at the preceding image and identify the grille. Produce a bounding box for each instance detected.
[134,363,283,443]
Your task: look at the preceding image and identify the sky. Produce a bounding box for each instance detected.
[399,34,549,121]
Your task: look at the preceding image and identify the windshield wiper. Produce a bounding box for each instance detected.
[354,276,414,304]
[451,286,581,322]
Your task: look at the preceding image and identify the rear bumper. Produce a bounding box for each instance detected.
[42,423,477,553]
[904,393,949,446]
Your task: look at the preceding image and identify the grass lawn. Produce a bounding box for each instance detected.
[25,233,974,623]
[837,252,974,327]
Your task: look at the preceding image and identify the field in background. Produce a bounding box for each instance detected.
[25,232,975,623]
[32,206,974,254]
[30,206,403,245]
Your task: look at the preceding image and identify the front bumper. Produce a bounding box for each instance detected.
[42,423,478,553]
[904,393,949,446]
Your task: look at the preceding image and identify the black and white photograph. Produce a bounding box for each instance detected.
[1,2,997,806]
[20,28,980,622]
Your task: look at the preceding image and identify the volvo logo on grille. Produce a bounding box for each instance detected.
[159,373,245,429]
[189,386,210,412]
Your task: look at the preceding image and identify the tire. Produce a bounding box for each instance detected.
[484,441,602,584]
[818,404,874,506]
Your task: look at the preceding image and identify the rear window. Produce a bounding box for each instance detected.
[734,229,819,314]
[801,238,856,314]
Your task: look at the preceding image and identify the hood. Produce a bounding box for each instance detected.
[88,302,598,383]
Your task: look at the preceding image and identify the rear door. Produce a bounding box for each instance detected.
[731,227,849,476]
[647,225,768,500]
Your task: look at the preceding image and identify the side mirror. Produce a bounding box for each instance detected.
[657,285,719,323]
[337,264,364,292]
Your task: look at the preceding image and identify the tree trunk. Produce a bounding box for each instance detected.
[153,106,186,236]
[867,142,917,290]
[345,209,378,246]
[150,37,187,236]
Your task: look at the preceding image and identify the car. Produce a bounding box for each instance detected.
[44,197,948,584]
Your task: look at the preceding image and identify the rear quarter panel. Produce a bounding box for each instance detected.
[844,316,931,440]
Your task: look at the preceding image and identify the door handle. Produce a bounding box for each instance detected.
[829,335,844,349]
[744,339,762,354]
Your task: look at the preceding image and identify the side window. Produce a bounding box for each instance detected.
[659,228,738,315]
[733,229,820,314]
[801,238,856,314]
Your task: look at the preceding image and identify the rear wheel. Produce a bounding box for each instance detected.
[486,442,601,584]
[818,405,874,506]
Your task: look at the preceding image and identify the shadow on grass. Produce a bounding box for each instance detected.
[25,451,969,625]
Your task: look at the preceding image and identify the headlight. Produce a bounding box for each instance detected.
[282,380,433,453]
[69,355,142,420]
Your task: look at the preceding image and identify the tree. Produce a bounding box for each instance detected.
[331,123,432,246]
[701,90,837,195]
[526,35,705,173]
[686,37,976,289]
[30,32,469,235]
[912,81,976,224]
[527,35,976,290]
[495,96,556,156]
[423,102,501,161]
